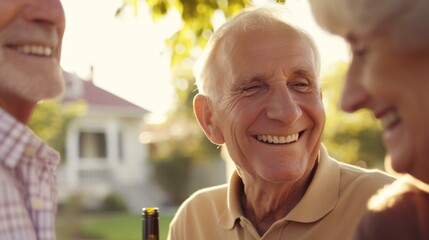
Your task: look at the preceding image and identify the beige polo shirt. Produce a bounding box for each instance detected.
[168,145,395,240]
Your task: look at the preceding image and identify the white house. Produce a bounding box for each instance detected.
[57,71,167,212]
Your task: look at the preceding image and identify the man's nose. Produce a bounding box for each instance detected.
[266,85,302,124]
[24,0,65,28]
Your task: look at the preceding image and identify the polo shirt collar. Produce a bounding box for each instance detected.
[219,144,340,228]
[220,170,244,229]
[285,145,339,222]
[0,108,59,169]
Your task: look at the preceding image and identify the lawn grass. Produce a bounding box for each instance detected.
[57,212,174,240]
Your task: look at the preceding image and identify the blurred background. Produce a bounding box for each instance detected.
[29,0,385,239]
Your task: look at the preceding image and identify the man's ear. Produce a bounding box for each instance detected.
[193,94,225,145]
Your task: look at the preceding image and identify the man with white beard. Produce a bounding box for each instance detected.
[0,0,66,239]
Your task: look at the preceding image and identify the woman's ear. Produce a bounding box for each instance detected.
[193,94,225,145]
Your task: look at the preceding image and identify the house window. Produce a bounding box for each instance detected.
[118,130,124,161]
[79,131,107,158]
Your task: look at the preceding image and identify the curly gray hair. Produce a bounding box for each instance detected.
[309,0,429,50]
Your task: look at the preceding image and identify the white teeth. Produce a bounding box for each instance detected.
[262,135,268,142]
[273,136,279,144]
[16,45,53,56]
[257,133,299,144]
[380,110,400,130]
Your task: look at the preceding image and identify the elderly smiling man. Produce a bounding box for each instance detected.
[0,0,66,239]
[167,3,395,240]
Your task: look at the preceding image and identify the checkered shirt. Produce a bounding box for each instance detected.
[0,108,59,240]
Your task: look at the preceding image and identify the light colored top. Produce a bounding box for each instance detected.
[0,108,59,240]
[168,145,395,240]
[354,176,429,240]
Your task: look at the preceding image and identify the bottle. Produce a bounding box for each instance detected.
[142,207,159,240]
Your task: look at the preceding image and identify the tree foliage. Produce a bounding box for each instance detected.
[29,100,87,163]
[321,62,386,169]
[119,0,286,67]
[117,0,261,203]
[147,68,220,205]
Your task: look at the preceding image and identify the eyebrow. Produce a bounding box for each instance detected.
[290,67,316,79]
[231,73,267,90]
[233,67,315,85]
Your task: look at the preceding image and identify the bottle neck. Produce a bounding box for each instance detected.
[142,208,159,240]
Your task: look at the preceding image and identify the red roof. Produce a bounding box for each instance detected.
[63,71,148,116]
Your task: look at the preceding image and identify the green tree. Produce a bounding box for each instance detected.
[321,62,386,169]
[119,0,274,204]
[148,67,220,205]
[29,100,87,163]
[119,0,286,67]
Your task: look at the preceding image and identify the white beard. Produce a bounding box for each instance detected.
[0,62,64,102]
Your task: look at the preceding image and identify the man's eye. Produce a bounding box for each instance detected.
[242,85,262,96]
[244,85,260,91]
[291,82,312,93]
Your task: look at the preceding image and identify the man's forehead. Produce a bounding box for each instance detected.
[225,29,307,55]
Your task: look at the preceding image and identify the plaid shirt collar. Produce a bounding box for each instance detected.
[0,108,59,169]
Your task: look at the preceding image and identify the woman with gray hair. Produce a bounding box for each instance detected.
[309,0,429,239]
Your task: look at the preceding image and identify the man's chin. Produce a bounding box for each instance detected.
[25,80,65,102]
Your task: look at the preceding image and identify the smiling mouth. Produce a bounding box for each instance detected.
[7,44,54,57]
[380,110,400,131]
[255,131,304,144]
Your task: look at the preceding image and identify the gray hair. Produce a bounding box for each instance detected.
[309,0,429,50]
[193,3,321,103]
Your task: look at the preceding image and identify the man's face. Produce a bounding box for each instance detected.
[0,0,66,102]
[209,25,325,184]
[342,35,429,182]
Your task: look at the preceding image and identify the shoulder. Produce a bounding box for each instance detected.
[321,145,395,190]
[168,184,229,239]
[338,161,396,190]
[171,184,228,221]
[355,179,429,239]
[368,178,429,210]
[356,204,420,239]
[183,184,228,206]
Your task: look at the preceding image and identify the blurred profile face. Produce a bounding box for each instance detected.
[198,24,325,185]
[0,0,66,102]
[341,34,429,183]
